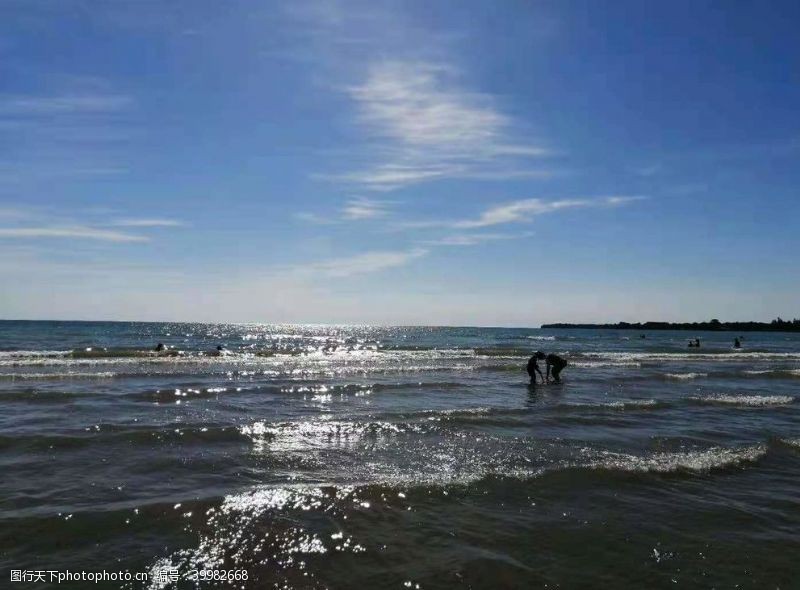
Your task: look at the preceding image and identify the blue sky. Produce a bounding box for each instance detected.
[1,0,798,325]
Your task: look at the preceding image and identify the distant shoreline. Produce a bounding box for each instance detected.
[541,319,800,333]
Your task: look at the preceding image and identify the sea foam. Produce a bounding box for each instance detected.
[587,444,767,474]
[690,394,794,407]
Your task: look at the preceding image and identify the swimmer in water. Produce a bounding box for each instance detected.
[734,337,741,348]
[154,343,166,352]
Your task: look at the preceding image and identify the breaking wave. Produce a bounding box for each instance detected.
[664,372,708,380]
[585,444,768,474]
[689,394,795,407]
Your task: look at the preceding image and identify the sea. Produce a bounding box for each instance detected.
[1,321,798,589]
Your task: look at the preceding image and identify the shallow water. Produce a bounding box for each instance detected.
[1,321,799,588]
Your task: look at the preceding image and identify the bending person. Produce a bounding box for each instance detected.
[545,353,568,383]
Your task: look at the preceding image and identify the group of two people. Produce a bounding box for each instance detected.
[526,351,568,384]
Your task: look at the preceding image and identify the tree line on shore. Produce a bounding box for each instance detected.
[541,318,800,332]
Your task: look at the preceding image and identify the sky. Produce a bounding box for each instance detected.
[1,0,799,326]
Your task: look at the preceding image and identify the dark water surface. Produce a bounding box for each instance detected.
[1,321,798,589]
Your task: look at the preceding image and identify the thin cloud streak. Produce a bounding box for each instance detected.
[296,198,395,224]
[290,248,428,278]
[403,196,646,229]
[0,227,149,242]
[342,197,393,220]
[421,232,533,247]
[0,94,133,115]
[111,218,184,227]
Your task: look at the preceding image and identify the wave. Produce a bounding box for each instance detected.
[689,394,795,407]
[124,385,246,402]
[0,423,248,452]
[0,350,70,359]
[780,438,800,450]
[140,438,774,586]
[0,371,117,380]
[0,389,91,402]
[742,369,800,379]
[570,361,642,368]
[664,372,708,380]
[584,444,768,474]
[578,351,800,362]
[559,399,668,411]
[473,348,532,358]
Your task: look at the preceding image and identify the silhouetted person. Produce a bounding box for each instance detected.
[695,338,701,348]
[155,343,166,352]
[527,351,545,384]
[734,337,741,348]
[545,353,568,383]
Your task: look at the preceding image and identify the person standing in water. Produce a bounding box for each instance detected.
[545,352,568,383]
[527,351,545,384]
[734,337,741,348]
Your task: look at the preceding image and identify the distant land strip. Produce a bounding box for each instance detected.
[541,318,800,332]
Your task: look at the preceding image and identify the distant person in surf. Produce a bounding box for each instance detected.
[734,337,741,348]
[527,351,545,384]
[545,353,568,383]
[154,342,166,352]
[209,345,229,357]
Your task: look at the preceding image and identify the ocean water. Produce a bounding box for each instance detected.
[1,321,799,589]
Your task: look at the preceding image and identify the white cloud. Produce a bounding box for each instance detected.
[0,94,133,115]
[422,232,532,247]
[296,198,395,224]
[291,248,428,278]
[111,218,184,227]
[454,198,590,228]
[341,197,392,220]
[350,61,505,148]
[405,196,645,229]
[0,226,148,242]
[338,60,550,190]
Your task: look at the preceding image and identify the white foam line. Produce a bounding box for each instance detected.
[588,444,768,473]
[0,371,117,379]
[665,372,707,380]
[690,394,794,407]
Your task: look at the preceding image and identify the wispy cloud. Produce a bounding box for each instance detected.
[335,60,550,190]
[0,207,30,219]
[296,197,395,224]
[404,196,645,229]
[291,248,428,278]
[0,94,133,115]
[341,197,393,220]
[0,87,136,189]
[421,232,533,247]
[0,226,148,242]
[111,218,184,227]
